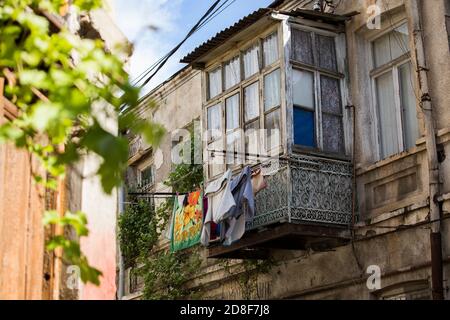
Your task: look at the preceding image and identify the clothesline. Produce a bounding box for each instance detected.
[128,192,188,196]
[209,149,281,160]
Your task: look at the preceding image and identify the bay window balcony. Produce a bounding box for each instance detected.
[182,8,354,258]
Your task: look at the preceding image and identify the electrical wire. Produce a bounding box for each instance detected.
[131,0,223,89]
[381,0,421,103]
[130,0,243,92]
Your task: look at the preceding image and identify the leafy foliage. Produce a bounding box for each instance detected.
[119,128,204,299]
[118,200,157,268]
[141,249,201,300]
[0,0,165,285]
[43,211,102,285]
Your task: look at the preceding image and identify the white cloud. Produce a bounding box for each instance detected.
[112,0,185,94]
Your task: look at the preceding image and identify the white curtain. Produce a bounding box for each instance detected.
[224,57,240,90]
[244,82,260,121]
[226,93,239,131]
[263,32,279,67]
[373,23,409,68]
[207,103,221,139]
[376,71,400,158]
[208,68,222,98]
[243,45,259,79]
[399,62,419,150]
[264,69,280,111]
[293,69,314,110]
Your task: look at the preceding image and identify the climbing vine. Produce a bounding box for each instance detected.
[219,258,275,300]
[119,127,204,299]
[0,0,165,285]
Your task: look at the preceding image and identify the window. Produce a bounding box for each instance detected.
[371,23,419,159]
[263,32,279,67]
[208,67,222,99]
[138,165,154,190]
[293,69,315,147]
[224,56,240,90]
[244,82,260,160]
[207,103,221,140]
[244,82,260,121]
[291,27,344,154]
[226,93,242,166]
[243,44,260,79]
[204,29,281,177]
[264,69,281,150]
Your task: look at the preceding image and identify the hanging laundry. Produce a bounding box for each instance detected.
[251,168,268,195]
[165,194,183,241]
[201,169,234,246]
[171,190,203,252]
[221,166,255,246]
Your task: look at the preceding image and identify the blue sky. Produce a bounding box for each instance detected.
[112,0,273,94]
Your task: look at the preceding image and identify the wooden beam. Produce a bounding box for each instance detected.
[207,223,351,259]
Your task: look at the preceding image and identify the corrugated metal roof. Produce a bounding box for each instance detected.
[281,8,355,25]
[180,8,272,64]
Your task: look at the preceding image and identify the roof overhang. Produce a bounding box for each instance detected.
[180,8,275,65]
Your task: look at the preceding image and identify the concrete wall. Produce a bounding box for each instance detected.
[73,6,131,300]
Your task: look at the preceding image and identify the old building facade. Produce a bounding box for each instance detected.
[123,0,450,300]
[0,1,129,300]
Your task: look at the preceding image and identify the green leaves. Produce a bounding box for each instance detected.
[43,210,102,285]
[0,0,171,288]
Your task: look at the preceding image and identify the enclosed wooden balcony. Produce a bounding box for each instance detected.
[207,154,353,259]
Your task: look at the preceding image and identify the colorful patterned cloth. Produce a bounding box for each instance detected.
[171,190,203,252]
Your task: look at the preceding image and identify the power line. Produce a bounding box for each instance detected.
[131,0,240,90]
[131,0,223,89]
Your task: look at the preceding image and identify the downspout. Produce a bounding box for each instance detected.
[117,183,126,299]
[408,0,443,300]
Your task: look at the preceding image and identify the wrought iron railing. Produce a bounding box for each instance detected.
[247,154,353,230]
[129,136,142,159]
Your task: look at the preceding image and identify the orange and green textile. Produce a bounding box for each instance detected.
[171,190,203,252]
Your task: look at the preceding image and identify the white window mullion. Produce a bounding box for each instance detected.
[315,71,323,150]
[392,66,404,152]
[371,76,382,160]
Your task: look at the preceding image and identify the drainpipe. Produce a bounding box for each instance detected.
[118,185,125,299]
[408,0,443,300]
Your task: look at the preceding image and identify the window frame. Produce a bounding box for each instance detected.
[204,26,283,178]
[368,20,418,160]
[137,163,155,191]
[289,23,346,156]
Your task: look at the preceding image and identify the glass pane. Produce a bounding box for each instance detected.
[320,75,341,114]
[264,69,281,111]
[291,29,313,65]
[226,131,243,166]
[207,139,224,177]
[391,23,410,58]
[399,62,419,150]
[293,69,314,110]
[373,23,410,68]
[225,93,239,131]
[224,56,240,90]
[263,32,279,67]
[243,45,259,79]
[207,103,221,139]
[294,107,315,147]
[244,82,260,121]
[140,166,154,186]
[316,34,337,71]
[376,71,400,158]
[322,114,344,154]
[245,120,260,162]
[265,109,281,151]
[208,67,222,98]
